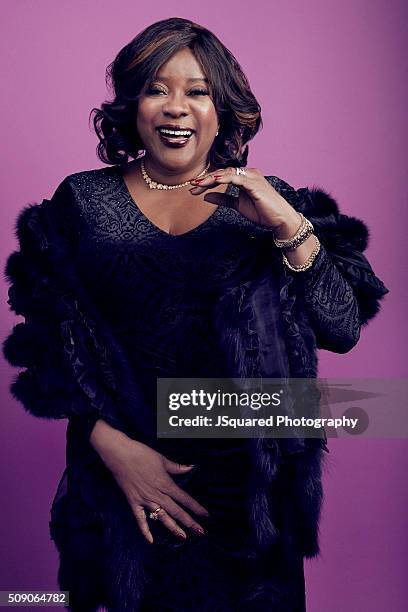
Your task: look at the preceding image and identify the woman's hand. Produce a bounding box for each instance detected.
[90,419,209,544]
[190,166,318,264]
[189,166,301,238]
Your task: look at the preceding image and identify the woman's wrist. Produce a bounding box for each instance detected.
[270,208,319,268]
[89,418,143,469]
[272,209,303,240]
[283,233,319,267]
[90,418,129,453]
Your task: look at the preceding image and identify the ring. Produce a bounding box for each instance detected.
[149,507,163,521]
[236,167,246,176]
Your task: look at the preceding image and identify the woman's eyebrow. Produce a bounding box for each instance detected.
[154,76,208,82]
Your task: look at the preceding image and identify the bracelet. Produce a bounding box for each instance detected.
[282,234,321,272]
[274,212,314,251]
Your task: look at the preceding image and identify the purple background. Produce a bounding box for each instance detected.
[0,1,406,610]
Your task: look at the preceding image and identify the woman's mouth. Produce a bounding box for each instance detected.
[156,127,194,147]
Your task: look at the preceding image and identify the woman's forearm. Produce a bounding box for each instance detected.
[293,246,361,352]
[272,208,361,352]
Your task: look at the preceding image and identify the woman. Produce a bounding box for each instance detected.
[3,17,388,612]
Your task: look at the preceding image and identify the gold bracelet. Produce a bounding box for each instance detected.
[273,212,304,248]
[274,212,314,251]
[282,234,321,272]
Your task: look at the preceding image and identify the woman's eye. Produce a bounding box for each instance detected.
[146,88,209,96]
[147,88,165,95]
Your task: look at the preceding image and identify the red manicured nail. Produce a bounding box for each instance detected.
[193,526,205,535]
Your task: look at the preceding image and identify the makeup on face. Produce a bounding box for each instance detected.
[136,48,219,168]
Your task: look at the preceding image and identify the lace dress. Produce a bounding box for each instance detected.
[65,165,305,611]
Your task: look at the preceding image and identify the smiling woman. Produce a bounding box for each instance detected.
[91,20,262,171]
[3,15,388,612]
[135,47,219,176]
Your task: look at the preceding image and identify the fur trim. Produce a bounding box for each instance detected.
[270,178,389,327]
[3,197,156,441]
[298,185,340,218]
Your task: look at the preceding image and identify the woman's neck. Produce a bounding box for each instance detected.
[142,155,212,185]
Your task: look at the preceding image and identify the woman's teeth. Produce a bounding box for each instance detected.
[157,128,193,138]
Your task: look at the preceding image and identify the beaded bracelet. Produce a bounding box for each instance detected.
[274,212,314,251]
[282,234,321,272]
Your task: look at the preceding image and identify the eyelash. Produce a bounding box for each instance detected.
[147,87,209,96]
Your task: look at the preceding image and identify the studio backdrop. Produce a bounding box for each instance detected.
[0,2,405,611]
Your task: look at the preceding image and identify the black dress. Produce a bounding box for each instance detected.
[54,165,305,611]
[4,160,390,611]
[4,166,305,612]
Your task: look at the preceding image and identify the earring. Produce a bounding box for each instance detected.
[216,126,219,136]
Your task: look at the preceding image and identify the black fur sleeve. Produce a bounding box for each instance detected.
[267,177,389,353]
[2,177,125,438]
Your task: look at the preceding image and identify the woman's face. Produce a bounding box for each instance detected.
[136,47,219,173]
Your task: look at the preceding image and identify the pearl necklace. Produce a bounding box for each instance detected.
[140,158,210,190]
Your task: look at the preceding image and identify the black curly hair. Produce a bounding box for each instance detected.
[89,17,262,168]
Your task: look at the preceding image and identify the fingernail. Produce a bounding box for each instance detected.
[177,530,187,539]
[213,175,222,180]
[193,526,205,536]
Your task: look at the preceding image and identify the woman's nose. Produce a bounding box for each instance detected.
[161,93,189,116]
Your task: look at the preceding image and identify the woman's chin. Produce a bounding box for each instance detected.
[146,149,202,172]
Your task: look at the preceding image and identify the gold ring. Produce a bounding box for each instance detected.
[149,507,163,521]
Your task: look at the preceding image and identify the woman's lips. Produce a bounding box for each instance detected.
[156,130,194,148]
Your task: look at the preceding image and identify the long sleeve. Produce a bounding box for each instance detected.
[266,177,389,353]
[3,177,128,439]
[290,244,362,353]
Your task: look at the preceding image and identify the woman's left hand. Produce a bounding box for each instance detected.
[189,167,301,237]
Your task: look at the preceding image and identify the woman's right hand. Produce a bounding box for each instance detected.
[89,419,209,544]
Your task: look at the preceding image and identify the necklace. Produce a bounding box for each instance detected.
[140,158,210,190]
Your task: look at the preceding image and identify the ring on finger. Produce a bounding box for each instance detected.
[236,167,246,176]
[149,506,164,521]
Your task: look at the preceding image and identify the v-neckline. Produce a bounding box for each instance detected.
[114,165,235,238]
